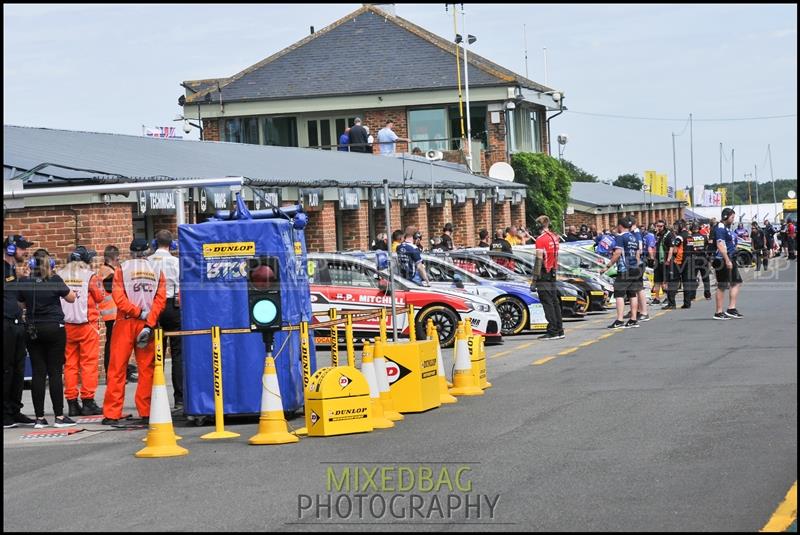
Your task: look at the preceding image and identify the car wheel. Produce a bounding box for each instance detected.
[417,306,458,348]
[493,296,528,335]
[735,251,752,268]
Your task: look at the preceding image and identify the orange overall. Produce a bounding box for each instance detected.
[102,262,166,419]
[61,268,106,401]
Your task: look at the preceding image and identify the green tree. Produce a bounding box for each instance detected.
[613,173,643,191]
[511,152,571,233]
[703,179,797,205]
[560,159,598,183]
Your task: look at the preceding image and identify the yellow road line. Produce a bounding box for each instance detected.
[598,332,615,339]
[516,342,534,349]
[532,356,556,366]
[488,350,513,360]
[761,481,797,532]
[578,340,595,347]
[558,347,578,356]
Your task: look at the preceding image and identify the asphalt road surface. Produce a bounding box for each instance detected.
[4,258,796,531]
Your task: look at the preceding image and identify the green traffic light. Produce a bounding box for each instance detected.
[253,299,278,325]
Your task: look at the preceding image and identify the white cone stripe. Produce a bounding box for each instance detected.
[454,338,471,372]
[436,344,446,378]
[374,356,391,393]
[150,385,172,424]
[262,373,283,413]
[361,361,380,399]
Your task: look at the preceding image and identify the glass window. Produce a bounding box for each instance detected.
[307,120,319,148]
[408,108,447,152]
[530,110,540,153]
[242,117,259,145]
[448,105,487,150]
[328,262,378,288]
[335,118,346,143]
[320,119,331,150]
[263,117,298,147]
[223,118,241,143]
[507,107,541,153]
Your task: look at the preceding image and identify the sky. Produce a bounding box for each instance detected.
[4,3,797,194]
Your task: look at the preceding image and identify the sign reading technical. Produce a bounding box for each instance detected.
[296,464,500,523]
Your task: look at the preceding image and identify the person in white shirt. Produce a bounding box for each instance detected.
[377,120,410,156]
[147,230,183,412]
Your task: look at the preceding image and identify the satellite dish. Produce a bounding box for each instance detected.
[788,190,796,199]
[488,162,515,182]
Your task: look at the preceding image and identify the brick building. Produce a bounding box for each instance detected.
[180,4,565,174]
[566,182,686,232]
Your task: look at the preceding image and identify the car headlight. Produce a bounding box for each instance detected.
[562,286,579,297]
[466,300,492,313]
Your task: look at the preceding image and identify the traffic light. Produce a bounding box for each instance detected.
[247,256,282,332]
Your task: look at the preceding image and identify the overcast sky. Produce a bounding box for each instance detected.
[4,3,797,192]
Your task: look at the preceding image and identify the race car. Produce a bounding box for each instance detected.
[443,251,589,319]
[307,253,501,347]
[482,249,612,312]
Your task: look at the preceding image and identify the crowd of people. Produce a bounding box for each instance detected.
[4,231,183,429]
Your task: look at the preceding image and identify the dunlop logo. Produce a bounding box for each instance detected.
[202,242,256,258]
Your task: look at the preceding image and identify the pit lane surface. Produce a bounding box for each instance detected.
[3,259,796,531]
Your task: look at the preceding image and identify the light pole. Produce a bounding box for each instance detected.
[178,84,205,141]
[456,6,476,172]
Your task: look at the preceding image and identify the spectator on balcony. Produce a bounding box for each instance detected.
[348,118,369,154]
[377,120,410,156]
[337,127,350,152]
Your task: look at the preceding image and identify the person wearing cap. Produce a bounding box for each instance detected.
[712,207,743,320]
[147,230,183,413]
[4,235,36,428]
[440,223,455,251]
[102,238,166,426]
[59,246,106,416]
[17,249,78,428]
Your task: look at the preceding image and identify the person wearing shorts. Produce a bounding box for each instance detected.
[712,207,743,320]
[602,216,642,329]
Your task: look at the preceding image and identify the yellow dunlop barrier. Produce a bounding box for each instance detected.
[249,356,299,445]
[382,338,441,413]
[427,319,457,405]
[304,365,372,437]
[478,335,491,389]
[329,308,339,366]
[468,334,488,391]
[360,341,394,429]
[408,304,416,342]
[372,339,404,421]
[201,326,240,440]
[448,322,483,396]
[136,329,189,458]
[345,314,356,368]
[295,321,312,437]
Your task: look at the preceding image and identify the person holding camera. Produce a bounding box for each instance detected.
[17,249,77,428]
[4,235,36,429]
[102,238,166,426]
[60,246,106,417]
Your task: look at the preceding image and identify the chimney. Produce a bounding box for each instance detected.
[310,25,315,35]
[364,4,396,16]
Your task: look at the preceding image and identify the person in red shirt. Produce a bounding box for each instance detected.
[788,219,796,260]
[531,215,564,340]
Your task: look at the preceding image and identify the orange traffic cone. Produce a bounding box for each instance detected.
[448,322,483,396]
[372,340,404,421]
[360,341,394,429]
[136,331,188,458]
[249,356,299,445]
[427,319,456,404]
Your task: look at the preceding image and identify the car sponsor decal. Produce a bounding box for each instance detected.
[202,242,256,258]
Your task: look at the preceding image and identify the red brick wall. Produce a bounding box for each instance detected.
[427,199,453,245]
[402,204,429,241]
[493,201,512,232]
[373,201,402,236]
[452,201,475,247]
[474,201,493,237]
[364,108,408,154]
[340,201,370,251]
[539,109,550,156]
[304,201,337,252]
[485,109,507,171]
[202,119,221,142]
[3,204,134,265]
[511,200,527,229]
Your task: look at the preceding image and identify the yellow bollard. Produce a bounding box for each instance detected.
[408,304,416,342]
[329,308,339,367]
[295,321,312,437]
[136,329,189,458]
[427,319,457,404]
[379,308,388,343]
[345,314,356,368]
[201,326,240,440]
[448,322,483,396]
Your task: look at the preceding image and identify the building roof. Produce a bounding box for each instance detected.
[183,5,551,105]
[569,181,681,207]
[4,125,524,191]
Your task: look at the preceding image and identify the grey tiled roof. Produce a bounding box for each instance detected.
[184,5,550,104]
[569,181,681,207]
[4,125,524,190]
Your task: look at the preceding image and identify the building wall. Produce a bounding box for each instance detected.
[493,201,511,233]
[402,204,429,241]
[565,206,685,232]
[511,201,527,229]
[339,201,370,251]
[474,201,492,238]
[452,201,476,247]
[485,108,508,172]
[427,199,453,244]
[202,119,221,142]
[373,201,402,237]
[304,201,338,252]
[364,108,408,154]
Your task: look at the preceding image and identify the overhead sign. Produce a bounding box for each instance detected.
[474,190,487,206]
[403,189,420,209]
[370,188,391,210]
[429,190,444,208]
[453,189,467,206]
[494,189,506,204]
[137,190,177,215]
[784,198,797,211]
[252,188,281,211]
[198,187,234,214]
[338,188,361,210]
[511,190,523,205]
[300,188,323,212]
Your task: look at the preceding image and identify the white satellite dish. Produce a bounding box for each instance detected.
[488,162,515,182]
[788,190,796,199]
